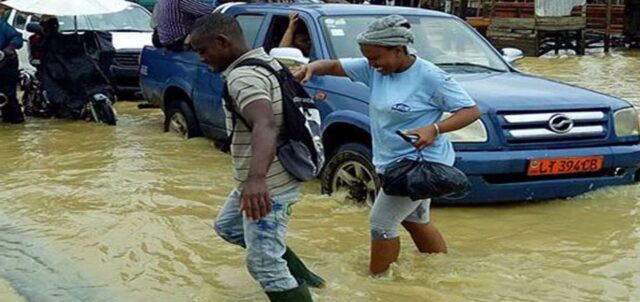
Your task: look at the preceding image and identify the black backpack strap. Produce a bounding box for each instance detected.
[222,58,283,148]
[222,83,249,129]
[235,58,282,82]
[223,58,285,127]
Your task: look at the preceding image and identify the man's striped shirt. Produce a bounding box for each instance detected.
[222,48,299,196]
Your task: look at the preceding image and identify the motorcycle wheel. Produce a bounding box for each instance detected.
[99,102,117,126]
[21,89,36,117]
[89,100,117,126]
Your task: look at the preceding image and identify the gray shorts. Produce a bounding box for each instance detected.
[369,190,431,240]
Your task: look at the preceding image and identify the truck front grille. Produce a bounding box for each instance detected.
[500,110,608,144]
[114,52,140,67]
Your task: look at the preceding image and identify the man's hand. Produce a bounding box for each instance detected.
[292,64,313,83]
[240,175,272,221]
[405,124,438,149]
[2,45,16,57]
[288,12,300,28]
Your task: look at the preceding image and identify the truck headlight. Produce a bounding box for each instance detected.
[449,119,488,143]
[614,107,640,137]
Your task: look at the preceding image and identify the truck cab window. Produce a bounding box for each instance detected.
[235,14,264,47]
[265,14,312,61]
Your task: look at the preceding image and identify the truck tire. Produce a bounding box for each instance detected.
[165,100,202,139]
[321,143,380,207]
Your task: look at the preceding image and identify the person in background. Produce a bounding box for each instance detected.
[155,0,213,51]
[0,3,25,124]
[150,3,162,47]
[293,15,480,276]
[0,3,10,21]
[278,12,311,58]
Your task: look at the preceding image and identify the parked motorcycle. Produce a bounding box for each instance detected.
[20,22,118,125]
[19,70,50,117]
[0,50,8,108]
[0,93,7,109]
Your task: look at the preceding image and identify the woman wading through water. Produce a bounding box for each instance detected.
[293,15,481,276]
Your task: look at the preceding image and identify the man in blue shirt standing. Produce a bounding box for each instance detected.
[0,3,24,124]
[155,0,213,51]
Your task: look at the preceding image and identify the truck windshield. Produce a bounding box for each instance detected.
[321,15,508,72]
[58,5,152,32]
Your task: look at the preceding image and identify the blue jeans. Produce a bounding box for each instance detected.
[214,185,300,292]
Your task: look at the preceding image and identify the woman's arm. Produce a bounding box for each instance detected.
[293,60,347,83]
[406,106,481,149]
[437,106,481,134]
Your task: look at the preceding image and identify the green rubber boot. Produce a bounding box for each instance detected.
[283,247,326,289]
[266,282,313,302]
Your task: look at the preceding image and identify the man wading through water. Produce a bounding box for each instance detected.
[190,13,323,301]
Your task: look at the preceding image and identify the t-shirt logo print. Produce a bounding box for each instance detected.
[391,103,412,114]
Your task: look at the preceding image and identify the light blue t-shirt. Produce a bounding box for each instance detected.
[340,57,476,172]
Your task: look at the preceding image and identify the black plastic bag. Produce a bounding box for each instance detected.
[381,157,471,201]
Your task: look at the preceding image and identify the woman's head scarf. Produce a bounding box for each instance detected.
[356,14,415,47]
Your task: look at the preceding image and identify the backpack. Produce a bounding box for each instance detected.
[222,58,325,181]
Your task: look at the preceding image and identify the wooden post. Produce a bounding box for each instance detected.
[605,0,612,52]
[624,0,640,47]
[445,0,453,13]
[490,0,495,18]
[459,0,469,19]
[577,29,586,55]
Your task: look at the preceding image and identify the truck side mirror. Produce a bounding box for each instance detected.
[269,47,309,68]
[502,48,524,64]
[26,22,42,34]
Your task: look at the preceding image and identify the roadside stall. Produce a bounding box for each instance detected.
[486,0,587,56]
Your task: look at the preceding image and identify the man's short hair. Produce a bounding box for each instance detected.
[294,24,309,37]
[190,13,244,42]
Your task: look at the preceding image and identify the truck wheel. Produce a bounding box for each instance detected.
[165,100,201,139]
[321,143,380,207]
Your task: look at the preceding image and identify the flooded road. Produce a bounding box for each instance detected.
[1,50,639,302]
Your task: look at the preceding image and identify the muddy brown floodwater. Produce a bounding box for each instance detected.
[1,50,639,302]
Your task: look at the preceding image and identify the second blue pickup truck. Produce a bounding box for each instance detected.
[139,3,640,205]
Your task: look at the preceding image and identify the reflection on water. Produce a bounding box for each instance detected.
[1,50,639,301]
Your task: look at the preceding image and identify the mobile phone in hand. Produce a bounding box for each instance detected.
[396,130,420,144]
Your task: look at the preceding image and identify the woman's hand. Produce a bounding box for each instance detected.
[292,64,313,83]
[291,60,346,83]
[405,124,438,149]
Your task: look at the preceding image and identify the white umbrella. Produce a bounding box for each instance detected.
[2,0,130,16]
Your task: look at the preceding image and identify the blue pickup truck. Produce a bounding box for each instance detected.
[139,3,640,205]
